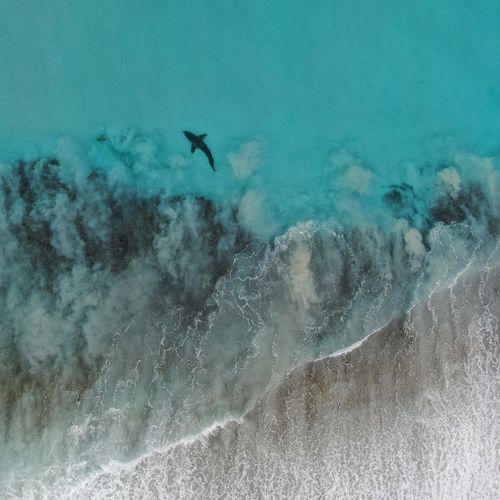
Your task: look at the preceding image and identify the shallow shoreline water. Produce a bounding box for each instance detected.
[7,256,498,499]
[0,131,498,496]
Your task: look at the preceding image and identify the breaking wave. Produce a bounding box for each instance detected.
[0,132,499,497]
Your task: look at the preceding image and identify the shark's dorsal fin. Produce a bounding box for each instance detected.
[197,133,207,140]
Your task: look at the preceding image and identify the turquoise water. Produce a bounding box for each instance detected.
[2,0,500,231]
[0,2,499,497]
[2,1,500,172]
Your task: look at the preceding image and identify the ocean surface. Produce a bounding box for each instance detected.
[0,1,499,498]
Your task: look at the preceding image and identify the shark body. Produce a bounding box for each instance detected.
[183,131,216,171]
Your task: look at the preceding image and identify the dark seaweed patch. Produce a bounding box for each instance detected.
[383,183,419,222]
[384,179,496,237]
[431,183,488,226]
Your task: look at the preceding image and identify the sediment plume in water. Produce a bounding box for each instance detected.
[0,135,498,498]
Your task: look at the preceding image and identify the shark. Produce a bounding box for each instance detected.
[183,130,216,171]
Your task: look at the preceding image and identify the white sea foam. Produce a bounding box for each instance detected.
[0,135,499,498]
[36,262,500,500]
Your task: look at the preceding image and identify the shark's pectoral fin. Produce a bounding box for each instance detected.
[191,144,196,153]
[197,134,207,140]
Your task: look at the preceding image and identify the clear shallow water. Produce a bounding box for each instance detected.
[0,1,499,498]
[2,1,500,162]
